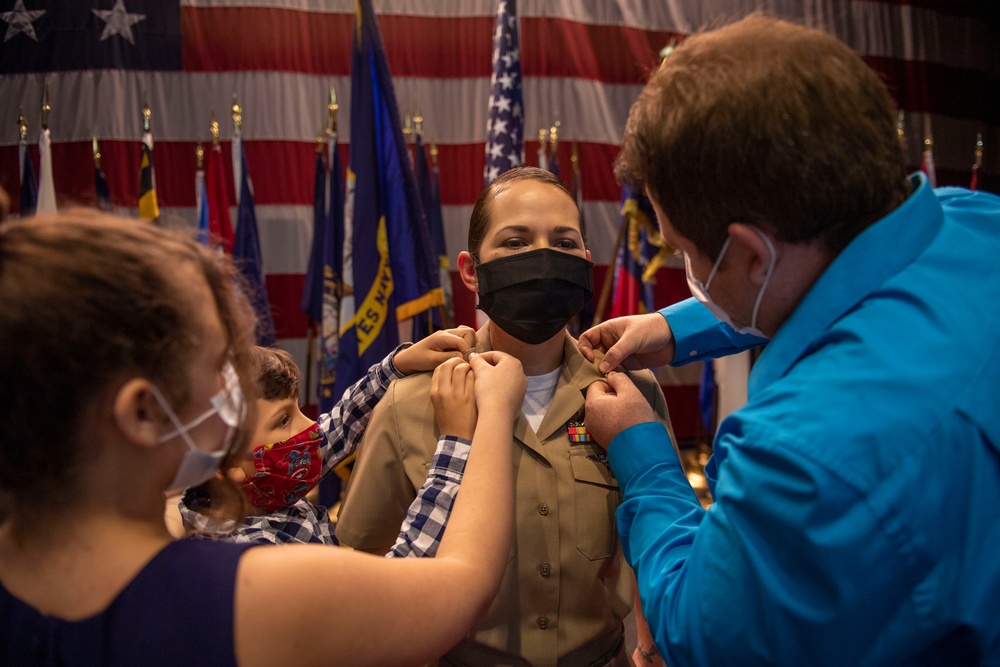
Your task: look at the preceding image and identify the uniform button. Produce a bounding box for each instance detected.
[539,562,551,578]
[538,503,549,516]
[537,616,549,629]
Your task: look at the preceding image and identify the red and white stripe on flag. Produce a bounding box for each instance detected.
[1,0,995,436]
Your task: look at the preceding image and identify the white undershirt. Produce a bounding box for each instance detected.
[521,367,562,433]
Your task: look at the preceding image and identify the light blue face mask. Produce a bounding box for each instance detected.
[684,228,776,339]
[151,362,245,495]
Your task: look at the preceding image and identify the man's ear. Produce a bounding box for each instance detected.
[728,223,777,287]
[457,251,479,293]
[113,378,163,449]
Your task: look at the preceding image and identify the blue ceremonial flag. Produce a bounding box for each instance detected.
[301,149,329,325]
[18,145,36,216]
[699,360,716,436]
[319,139,345,415]
[483,0,523,185]
[0,0,181,74]
[549,144,560,182]
[413,132,444,335]
[428,144,455,327]
[317,138,345,506]
[94,138,110,210]
[233,142,276,347]
[195,167,209,246]
[95,164,111,210]
[335,0,442,398]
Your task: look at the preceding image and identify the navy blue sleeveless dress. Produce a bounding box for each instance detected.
[1,539,257,666]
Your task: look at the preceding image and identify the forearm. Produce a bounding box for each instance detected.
[387,435,470,558]
[317,343,409,474]
[433,410,514,589]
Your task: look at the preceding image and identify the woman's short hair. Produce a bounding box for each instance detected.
[468,167,583,261]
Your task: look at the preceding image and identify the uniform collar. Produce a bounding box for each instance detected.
[476,323,606,450]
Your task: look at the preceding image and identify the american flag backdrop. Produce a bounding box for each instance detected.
[2,0,997,439]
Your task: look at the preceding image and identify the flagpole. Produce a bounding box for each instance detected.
[413,108,445,333]
[303,133,326,411]
[36,85,57,214]
[17,109,27,188]
[592,213,629,326]
[232,94,242,207]
[970,133,983,190]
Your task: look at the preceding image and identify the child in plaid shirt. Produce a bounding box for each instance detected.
[179,326,477,556]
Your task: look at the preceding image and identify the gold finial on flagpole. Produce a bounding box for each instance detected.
[973,133,984,170]
[659,37,677,61]
[538,127,548,146]
[430,142,439,166]
[210,111,220,146]
[93,136,101,169]
[231,94,242,137]
[922,115,933,152]
[41,84,50,131]
[549,120,560,153]
[896,110,905,145]
[571,141,579,168]
[141,93,151,134]
[413,108,423,137]
[327,84,338,138]
[196,142,204,170]
[18,110,27,144]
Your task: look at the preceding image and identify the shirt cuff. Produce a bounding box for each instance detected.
[607,421,684,486]
[429,435,471,478]
[383,342,413,382]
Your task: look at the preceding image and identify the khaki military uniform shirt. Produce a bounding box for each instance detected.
[336,326,677,666]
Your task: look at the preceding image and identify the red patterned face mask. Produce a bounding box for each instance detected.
[240,422,322,512]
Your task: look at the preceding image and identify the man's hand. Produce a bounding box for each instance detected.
[577,313,676,374]
[584,372,657,447]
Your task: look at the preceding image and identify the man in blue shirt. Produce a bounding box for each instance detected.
[579,14,1000,667]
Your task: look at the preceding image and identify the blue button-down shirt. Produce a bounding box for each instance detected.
[608,174,1000,666]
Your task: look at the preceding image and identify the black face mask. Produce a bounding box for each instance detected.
[476,248,594,345]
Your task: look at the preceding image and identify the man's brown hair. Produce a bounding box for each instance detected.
[616,14,910,259]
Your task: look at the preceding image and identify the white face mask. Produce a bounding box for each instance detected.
[151,362,245,495]
[684,228,776,339]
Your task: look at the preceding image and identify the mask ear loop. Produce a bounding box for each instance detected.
[149,383,217,446]
[703,236,732,293]
[748,231,777,330]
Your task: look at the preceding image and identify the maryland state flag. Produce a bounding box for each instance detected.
[335,0,442,398]
[138,131,159,219]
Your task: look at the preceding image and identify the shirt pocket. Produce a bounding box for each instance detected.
[569,445,621,561]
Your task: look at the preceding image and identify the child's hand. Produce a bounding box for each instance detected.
[431,357,477,440]
[393,326,476,375]
[468,351,526,421]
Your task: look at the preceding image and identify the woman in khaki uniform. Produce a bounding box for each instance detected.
[336,168,677,666]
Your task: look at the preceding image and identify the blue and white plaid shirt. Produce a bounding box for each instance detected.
[179,346,470,557]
